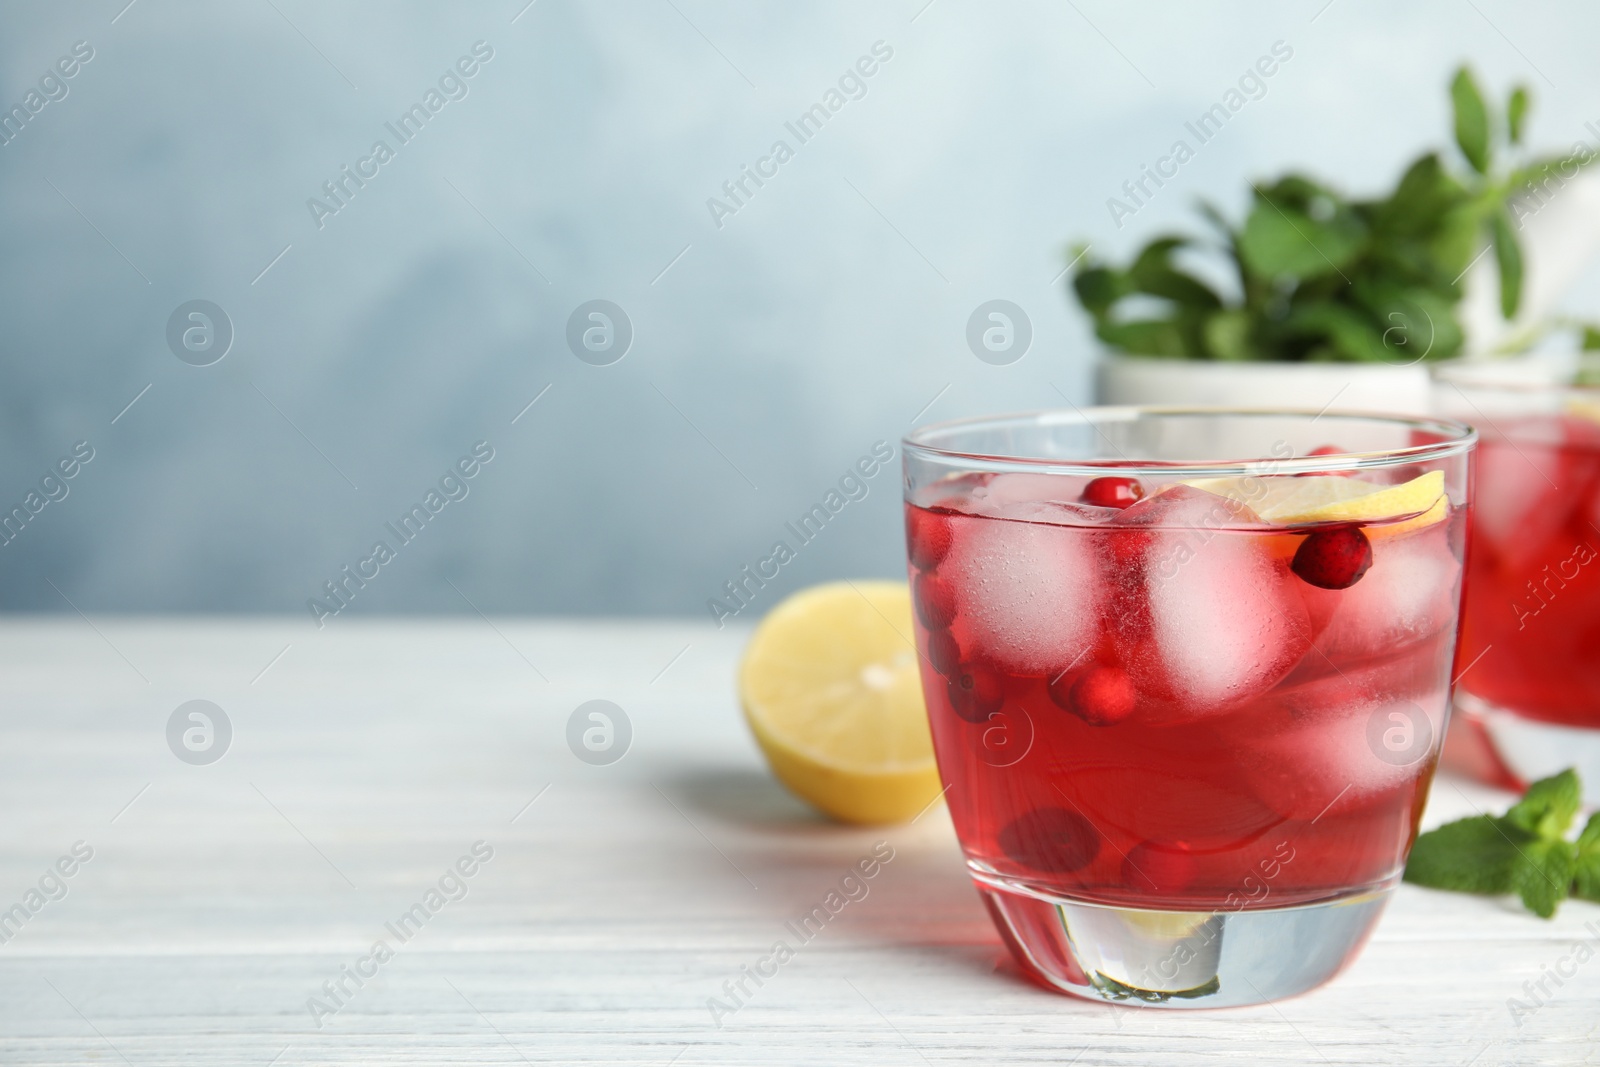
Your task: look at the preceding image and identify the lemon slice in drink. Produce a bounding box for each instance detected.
[1567,395,1600,425]
[1185,470,1446,536]
[739,581,941,825]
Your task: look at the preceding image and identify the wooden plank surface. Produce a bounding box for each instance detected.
[0,618,1596,1066]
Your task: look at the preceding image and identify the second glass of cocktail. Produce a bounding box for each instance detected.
[1435,359,1600,802]
[902,409,1474,1007]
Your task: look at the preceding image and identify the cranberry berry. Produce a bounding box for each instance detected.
[907,507,953,570]
[926,629,961,675]
[998,807,1101,873]
[1291,525,1374,590]
[947,663,1004,723]
[1081,476,1144,509]
[1050,664,1137,726]
[914,572,958,629]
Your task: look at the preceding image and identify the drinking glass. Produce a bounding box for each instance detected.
[901,408,1474,1007]
[1434,359,1600,803]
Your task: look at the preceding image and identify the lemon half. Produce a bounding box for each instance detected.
[739,581,941,825]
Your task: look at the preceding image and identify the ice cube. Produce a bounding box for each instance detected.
[973,473,1081,510]
[1244,684,1448,821]
[941,513,1102,676]
[1473,439,1568,565]
[1134,488,1312,708]
[991,500,1112,527]
[1312,521,1460,660]
[963,474,1124,524]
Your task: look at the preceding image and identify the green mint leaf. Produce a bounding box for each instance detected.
[1352,284,1463,363]
[1430,203,1486,283]
[1451,67,1491,174]
[1374,154,1469,239]
[1072,266,1126,313]
[1203,309,1255,361]
[1238,196,1365,281]
[1505,768,1580,838]
[1404,815,1525,894]
[1491,209,1524,319]
[1574,813,1600,903]
[1093,319,1191,358]
[1507,85,1529,145]
[1512,837,1577,919]
[1506,151,1596,197]
[1126,238,1222,310]
[1405,771,1590,918]
[1279,302,1391,363]
[1580,325,1600,352]
[1135,267,1222,309]
[1127,236,1187,272]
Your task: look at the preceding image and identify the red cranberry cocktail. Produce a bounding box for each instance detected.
[902,409,1474,1007]
[1436,360,1600,803]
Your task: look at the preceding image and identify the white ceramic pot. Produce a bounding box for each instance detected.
[1095,356,1434,416]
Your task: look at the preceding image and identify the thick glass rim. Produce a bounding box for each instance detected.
[902,406,1477,478]
[1432,356,1600,396]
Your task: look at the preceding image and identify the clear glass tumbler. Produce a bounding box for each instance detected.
[901,408,1474,1007]
[1434,358,1600,803]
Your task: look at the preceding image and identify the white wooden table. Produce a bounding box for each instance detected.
[1,618,1596,1066]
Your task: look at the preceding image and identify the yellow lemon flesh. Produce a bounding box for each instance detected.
[1566,396,1600,425]
[1184,470,1447,537]
[739,580,941,825]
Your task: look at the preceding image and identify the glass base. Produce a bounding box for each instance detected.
[1458,691,1600,804]
[976,871,1391,1008]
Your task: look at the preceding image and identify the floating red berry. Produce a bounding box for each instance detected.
[1050,664,1137,725]
[1081,476,1145,509]
[926,629,961,674]
[907,507,953,570]
[998,807,1101,873]
[947,663,1004,723]
[914,572,958,628]
[1291,525,1374,589]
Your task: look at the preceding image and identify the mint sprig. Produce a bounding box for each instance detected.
[1069,66,1590,365]
[1404,769,1597,918]
[1575,814,1600,903]
[1505,768,1582,838]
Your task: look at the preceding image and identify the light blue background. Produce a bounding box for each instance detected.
[2,0,1596,619]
